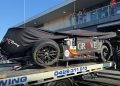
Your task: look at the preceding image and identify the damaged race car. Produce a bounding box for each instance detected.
[0,27,116,66]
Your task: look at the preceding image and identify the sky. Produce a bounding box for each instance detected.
[0,0,65,40]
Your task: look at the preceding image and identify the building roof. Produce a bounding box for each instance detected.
[15,0,107,27]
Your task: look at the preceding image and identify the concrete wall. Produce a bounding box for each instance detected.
[43,15,70,31]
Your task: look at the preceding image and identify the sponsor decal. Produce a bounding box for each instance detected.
[64,50,70,57]
[69,46,77,53]
[65,38,98,51]
[0,76,27,86]
[77,41,97,50]
[6,38,20,47]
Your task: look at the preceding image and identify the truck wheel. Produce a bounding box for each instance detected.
[100,45,111,62]
[32,39,60,66]
[44,78,73,86]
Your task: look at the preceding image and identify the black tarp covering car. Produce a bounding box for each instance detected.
[0,27,116,66]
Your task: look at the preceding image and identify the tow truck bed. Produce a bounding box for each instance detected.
[0,62,113,86]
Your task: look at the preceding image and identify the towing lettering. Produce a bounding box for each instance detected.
[0,76,27,86]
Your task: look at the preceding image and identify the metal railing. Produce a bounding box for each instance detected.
[78,2,120,24]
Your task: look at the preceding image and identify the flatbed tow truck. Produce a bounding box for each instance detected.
[0,61,114,86]
[0,27,117,86]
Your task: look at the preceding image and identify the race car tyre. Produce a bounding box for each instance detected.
[32,39,60,66]
[100,45,111,62]
[44,78,73,86]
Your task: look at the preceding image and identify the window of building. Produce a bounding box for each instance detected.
[86,12,91,22]
[35,24,44,28]
[90,10,97,21]
[116,2,120,14]
[97,6,109,19]
[102,7,108,18]
[97,8,102,19]
[82,13,87,23]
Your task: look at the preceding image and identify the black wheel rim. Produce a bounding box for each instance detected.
[36,46,58,64]
[103,48,109,59]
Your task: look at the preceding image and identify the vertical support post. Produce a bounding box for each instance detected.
[66,61,69,68]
